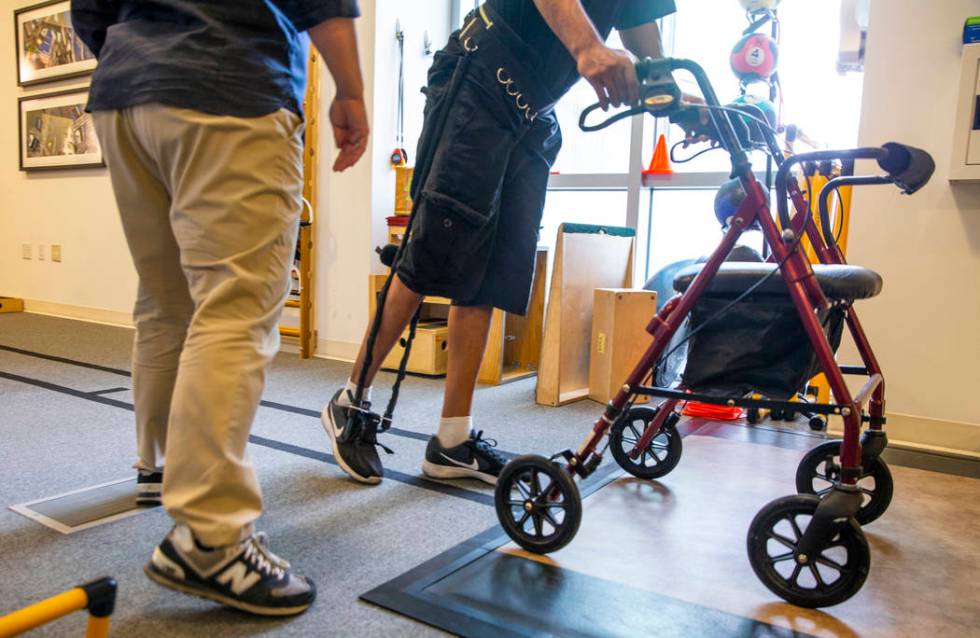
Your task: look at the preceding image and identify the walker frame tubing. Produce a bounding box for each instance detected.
[785,170,887,431]
[568,59,885,484]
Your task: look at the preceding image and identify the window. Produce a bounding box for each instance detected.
[447,1,864,283]
[551,32,633,176]
[539,190,629,251]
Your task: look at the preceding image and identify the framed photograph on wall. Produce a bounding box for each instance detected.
[18,88,103,171]
[15,0,96,86]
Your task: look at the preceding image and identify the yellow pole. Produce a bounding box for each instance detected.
[0,588,88,637]
[85,614,111,638]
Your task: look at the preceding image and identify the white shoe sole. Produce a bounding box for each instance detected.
[422,460,497,485]
[144,563,312,617]
[321,406,382,485]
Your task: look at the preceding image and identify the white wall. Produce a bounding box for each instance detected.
[316,0,451,359]
[847,0,980,436]
[0,1,135,323]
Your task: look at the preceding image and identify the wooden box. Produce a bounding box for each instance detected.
[0,297,24,313]
[537,224,635,406]
[588,289,657,405]
[382,321,449,375]
[395,165,414,213]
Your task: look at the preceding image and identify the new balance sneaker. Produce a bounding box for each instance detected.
[144,525,315,617]
[421,430,508,485]
[320,389,384,484]
[136,470,163,507]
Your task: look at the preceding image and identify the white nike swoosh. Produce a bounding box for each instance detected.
[440,453,479,471]
[326,407,346,439]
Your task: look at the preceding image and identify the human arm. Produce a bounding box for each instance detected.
[273,1,369,172]
[308,18,369,172]
[620,11,709,141]
[532,0,639,110]
[618,21,666,62]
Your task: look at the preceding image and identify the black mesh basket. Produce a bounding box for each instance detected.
[680,294,846,400]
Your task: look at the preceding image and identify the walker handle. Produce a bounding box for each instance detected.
[878,142,935,194]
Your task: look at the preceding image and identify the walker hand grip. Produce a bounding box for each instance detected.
[578,103,643,132]
[878,142,935,194]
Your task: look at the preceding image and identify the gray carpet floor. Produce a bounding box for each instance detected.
[0,313,603,636]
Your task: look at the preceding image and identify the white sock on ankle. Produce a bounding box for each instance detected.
[338,379,371,407]
[437,416,473,448]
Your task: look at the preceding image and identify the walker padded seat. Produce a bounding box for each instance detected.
[673,262,882,300]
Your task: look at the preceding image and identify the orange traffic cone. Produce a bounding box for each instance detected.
[643,134,673,176]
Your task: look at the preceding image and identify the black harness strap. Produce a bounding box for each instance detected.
[352,53,474,432]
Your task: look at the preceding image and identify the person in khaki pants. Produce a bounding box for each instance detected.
[72,0,368,616]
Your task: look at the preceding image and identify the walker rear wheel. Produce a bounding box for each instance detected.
[609,406,683,480]
[795,440,893,525]
[495,455,582,554]
[747,494,870,608]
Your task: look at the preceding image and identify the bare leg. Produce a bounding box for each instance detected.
[442,305,493,418]
[350,275,423,389]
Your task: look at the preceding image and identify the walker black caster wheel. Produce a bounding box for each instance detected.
[495,455,582,554]
[747,408,761,425]
[795,440,893,525]
[609,406,683,480]
[808,416,827,431]
[747,494,870,608]
[770,408,785,421]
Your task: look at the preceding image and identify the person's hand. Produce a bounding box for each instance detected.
[679,93,713,147]
[576,44,639,111]
[329,97,369,172]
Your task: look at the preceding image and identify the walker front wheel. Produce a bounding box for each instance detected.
[795,440,893,525]
[747,494,870,608]
[609,406,683,480]
[495,455,582,554]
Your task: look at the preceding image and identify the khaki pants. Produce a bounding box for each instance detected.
[94,104,304,546]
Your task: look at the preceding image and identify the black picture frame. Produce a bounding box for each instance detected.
[18,86,105,172]
[15,0,96,87]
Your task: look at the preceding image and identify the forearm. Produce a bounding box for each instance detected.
[532,0,605,59]
[308,18,364,99]
[619,22,665,61]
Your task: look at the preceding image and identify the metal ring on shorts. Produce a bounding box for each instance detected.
[463,37,478,52]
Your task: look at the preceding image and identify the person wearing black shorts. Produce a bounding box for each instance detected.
[322,0,678,485]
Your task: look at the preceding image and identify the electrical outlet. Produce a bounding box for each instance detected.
[51,244,62,262]
[21,243,31,260]
[38,245,46,261]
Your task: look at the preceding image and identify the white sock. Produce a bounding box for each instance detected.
[437,416,473,448]
[338,379,371,407]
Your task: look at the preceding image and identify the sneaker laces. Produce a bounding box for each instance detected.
[470,430,507,465]
[345,398,394,455]
[254,532,290,570]
[242,535,287,580]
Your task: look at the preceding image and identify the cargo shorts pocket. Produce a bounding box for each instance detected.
[408,190,494,290]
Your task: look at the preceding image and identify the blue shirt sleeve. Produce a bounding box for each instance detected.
[616,0,677,30]
[69,0,118,58]
[270,0,361,32]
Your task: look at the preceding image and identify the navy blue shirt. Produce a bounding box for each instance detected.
[71,1,360,118]
[488,0,677,97]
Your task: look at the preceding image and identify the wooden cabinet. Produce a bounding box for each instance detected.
[368,247,548,385]
[588,289,657,405]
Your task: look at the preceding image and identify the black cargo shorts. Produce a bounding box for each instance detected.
[396,25,562,316]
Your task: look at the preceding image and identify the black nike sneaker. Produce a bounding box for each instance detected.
[137,469,163,507]
[320,389,385,484]
[421,430,508,485]
[144,525,316,616]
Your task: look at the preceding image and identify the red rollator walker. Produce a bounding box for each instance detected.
[493,57,935,608]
